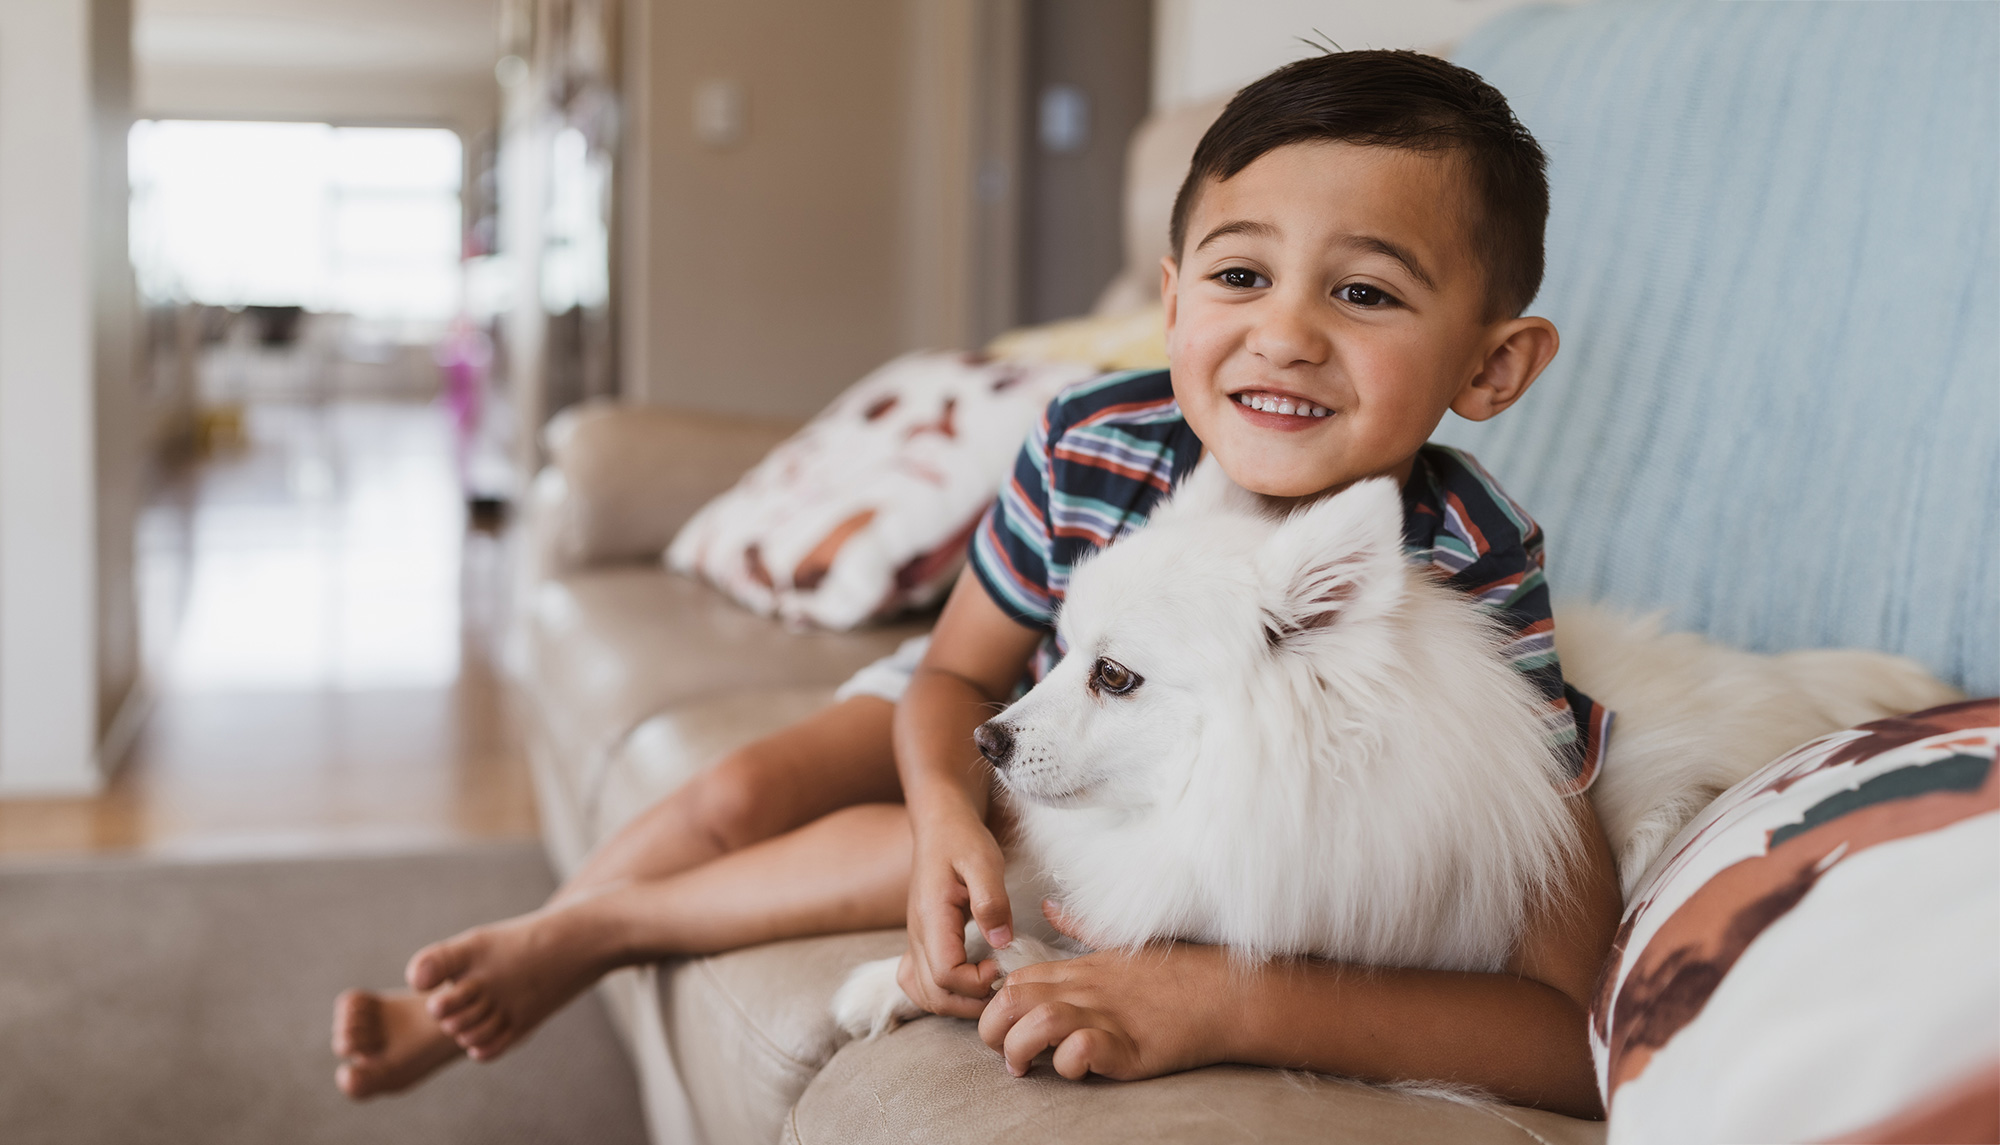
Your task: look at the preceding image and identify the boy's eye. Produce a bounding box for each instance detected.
[1090,657,1142,696]
[1215,267,1269,290]
[1337,283,1395,307]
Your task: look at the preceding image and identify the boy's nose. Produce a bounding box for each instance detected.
[974,720,1015,768]
[1247,292,1330,368]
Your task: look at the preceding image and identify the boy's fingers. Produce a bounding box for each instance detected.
[925,990,991,1020]
[1052,1027,1125,1081]
[916,903,966,973]
[963,859,1013,948]
[978,979,1030,1050]
[916,901,998,998]
[1001,1000,1089,1077]
[897,950,991,1019]
[979,976,1067,1051]
[931,962,988,998]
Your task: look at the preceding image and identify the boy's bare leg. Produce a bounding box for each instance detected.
[410,801,911,1062]
[554,695,905,902]
[334,696,902,1098]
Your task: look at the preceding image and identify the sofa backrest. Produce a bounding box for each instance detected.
[1434,0,1998,696]
[1091,94,1228,317]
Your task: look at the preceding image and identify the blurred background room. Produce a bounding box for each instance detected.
[0,0,1573,851]
[0,1,1989,1143]
[0,3,1555,1137]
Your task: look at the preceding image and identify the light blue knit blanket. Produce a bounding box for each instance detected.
[1437,0,1998,696]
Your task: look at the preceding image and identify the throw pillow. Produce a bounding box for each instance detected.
[1593,699,1998,1145]
[983,305,1167,371]
[666,351,1102,630]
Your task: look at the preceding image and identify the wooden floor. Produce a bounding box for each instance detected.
[0,402,539,857]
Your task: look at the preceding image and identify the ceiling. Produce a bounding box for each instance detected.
[135,0,502,74]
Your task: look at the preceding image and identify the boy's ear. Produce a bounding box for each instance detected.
[1451,316,1559,423]
[1159,256,1180,345]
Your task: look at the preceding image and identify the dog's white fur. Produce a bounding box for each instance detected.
[1556,607,1957,897]
[832,461,1961,1039]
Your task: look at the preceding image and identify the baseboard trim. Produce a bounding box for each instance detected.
[95,676,154,783]
[0,681,150,797]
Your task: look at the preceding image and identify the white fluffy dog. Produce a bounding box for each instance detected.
[833,461,1958,1039]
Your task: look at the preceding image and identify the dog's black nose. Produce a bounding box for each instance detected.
[974,721,1014,768]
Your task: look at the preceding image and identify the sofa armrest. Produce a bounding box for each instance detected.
[531,401,798,574]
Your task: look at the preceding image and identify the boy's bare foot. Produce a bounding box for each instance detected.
[405,901,620,1062]
[332,988,463,1098]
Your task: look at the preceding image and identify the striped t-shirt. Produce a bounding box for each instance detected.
[968,368,1611,791]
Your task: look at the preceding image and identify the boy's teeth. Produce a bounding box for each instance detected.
[1236,392,1330,418]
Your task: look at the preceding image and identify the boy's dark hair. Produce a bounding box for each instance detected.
[1170,50,1549,318]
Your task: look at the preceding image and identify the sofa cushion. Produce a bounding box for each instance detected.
[1593,699,1999,1144]
[540,403,800,571]
[665,930,907,1145]
[1086,95,1227,317]
[788,1017,1606,1145]
[524,568,923,854]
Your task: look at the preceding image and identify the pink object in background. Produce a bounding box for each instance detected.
[436,318,490,476]
[435,317,511,513]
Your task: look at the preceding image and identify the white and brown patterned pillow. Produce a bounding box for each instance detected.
[1594,699,1998,1145]
[666,351,1104,630]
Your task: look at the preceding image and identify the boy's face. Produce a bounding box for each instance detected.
[1164,141,1534,499]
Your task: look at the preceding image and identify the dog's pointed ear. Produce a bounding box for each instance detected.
[1256,477,1407,645]
[1153,455,1259,524]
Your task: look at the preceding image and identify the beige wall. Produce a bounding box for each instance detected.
[623,0,907,419]
[137,62,496,136]
[0,0,137,793]
[883,0,1027,356]
[133,0,501,135]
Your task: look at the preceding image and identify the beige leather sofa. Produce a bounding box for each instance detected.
[515,98,1607,1145]
[518,410,1606,1145]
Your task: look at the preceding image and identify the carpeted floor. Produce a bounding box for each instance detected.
[0,842,651,1145]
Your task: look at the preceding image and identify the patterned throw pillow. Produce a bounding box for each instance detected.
[1593,699,1998,1145]
[666,351,1102,630]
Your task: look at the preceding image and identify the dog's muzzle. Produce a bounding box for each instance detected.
[974,720,1014,769]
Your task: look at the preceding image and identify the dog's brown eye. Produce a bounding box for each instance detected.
[1091,657,1141,696]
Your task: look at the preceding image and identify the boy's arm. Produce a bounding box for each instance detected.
[980,795,1622,1119]
[893,572,1041,1018]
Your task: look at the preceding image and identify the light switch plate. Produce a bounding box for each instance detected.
[693,80,746,148]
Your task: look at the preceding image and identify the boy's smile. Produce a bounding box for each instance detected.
[1162,141,1554,500]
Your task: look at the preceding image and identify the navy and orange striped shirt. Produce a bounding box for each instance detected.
[968,368,1611,791]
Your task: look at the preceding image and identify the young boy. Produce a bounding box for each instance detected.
[333,49,1622,1118]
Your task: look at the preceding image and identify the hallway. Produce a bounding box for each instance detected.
[0,401,537,856]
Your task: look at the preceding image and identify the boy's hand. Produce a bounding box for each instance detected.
[976,904,1231,1080]
[899,806,1012,1019]
[891,571,1042,1020]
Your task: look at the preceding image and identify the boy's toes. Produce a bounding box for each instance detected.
[465,1029,515,1063]
[332,989,385,1058]
[335,1059,387,1100]
[407,936,474,992]
[425,978,484,1022]
[456,1011,509,1057]
[438,997,494,1038]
